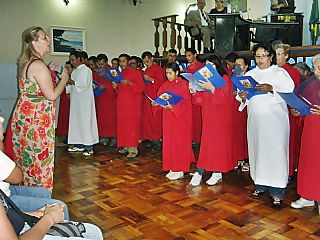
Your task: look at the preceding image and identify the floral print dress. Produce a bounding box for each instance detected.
[11,73,56,192]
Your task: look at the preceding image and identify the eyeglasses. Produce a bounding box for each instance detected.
[254,54,270,59]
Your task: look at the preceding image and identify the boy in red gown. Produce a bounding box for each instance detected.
[115,54,145,158]
[153,62,194,180]
[190,55,235,186]
[95,54,117,147]
[141,51,165,147]
[185,48,204,144]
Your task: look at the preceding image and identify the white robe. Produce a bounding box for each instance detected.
[68,64,99,145]
[239,65,294,188]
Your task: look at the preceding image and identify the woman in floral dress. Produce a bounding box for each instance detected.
[7,26,69,192]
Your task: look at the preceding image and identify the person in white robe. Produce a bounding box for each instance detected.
[237,43,294,207]
[67,51,99,156]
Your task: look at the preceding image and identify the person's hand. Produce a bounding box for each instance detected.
[256,83,273,92]
[143,75,155,83]
[198,80,215,93]
[238,90,248,102]
[67,79,74,85]
[189,82,196,94]
[121,79,132,86]
[60,69,69,83]
[290,108,300,117]
[311,105,320,115]
[112,82,118,90]
[151,101,158,107]
[163,102,173,110]
[43,204,64,225]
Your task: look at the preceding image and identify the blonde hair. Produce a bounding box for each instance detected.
[18,26,44,74]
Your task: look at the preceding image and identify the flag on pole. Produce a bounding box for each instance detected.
[309,0,320,45]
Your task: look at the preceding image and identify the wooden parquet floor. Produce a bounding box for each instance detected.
[53,142,320,240]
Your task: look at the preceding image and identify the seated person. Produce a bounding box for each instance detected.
[184,0,215,53]
[0,116,69,219]
[0,192,103,239]
[210,0,227,14]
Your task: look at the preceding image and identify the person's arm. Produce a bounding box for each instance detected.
[0,202,20,240]
[4,165,23,184]
[0,203,63,240]
[28,60,69,101]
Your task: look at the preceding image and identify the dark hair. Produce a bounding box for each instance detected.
[70,50,83,60]
[225,52,240,63]
[118,53,130,61]
[111,58,119,63]
[88,56,97,62]
[141,51,153,59]
[168,48,177,54]
[97,54,108,62]
[185,48,197,55]
[82,51,88,60]
[252,43,275,64]
[205,54,226,76]
[165,62,180,74]
[236,56,249,66]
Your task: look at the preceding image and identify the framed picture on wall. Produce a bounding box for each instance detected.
[50,26,86,55]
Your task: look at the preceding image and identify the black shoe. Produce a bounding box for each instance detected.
[271,197,283,209]
[252,190,265,197]
[204,48,210,54]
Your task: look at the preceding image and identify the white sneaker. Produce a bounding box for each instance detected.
[290,198,315,209]
[165,171,173,178]
[68,146,85,152]
[206,172,222,186]
[83,150,94,156]
[189,172,202,186]
[166,171,184,180]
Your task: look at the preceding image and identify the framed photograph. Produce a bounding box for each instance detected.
[50,26,86,55]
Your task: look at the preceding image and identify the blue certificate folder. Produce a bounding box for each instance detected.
[105,68,123,83]
[92,80,104,97]
[147,91,183,107]
[181,64,226,92]
[231,76,267,99]
[277,92,311,116]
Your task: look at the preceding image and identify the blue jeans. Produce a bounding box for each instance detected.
[9,185,69,220]
[255,184,286,199]
[74,144,93,151]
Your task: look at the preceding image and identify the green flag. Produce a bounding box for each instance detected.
[309,0,320,44]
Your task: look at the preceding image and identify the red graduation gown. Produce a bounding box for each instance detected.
[142,63,165,140]
[297,114,320,201]
[95,68,117,137]
[281,63,302,176]
[116,68,145,147]
[157,77,195,171]
[187,61,204,143]
[56,89,70,136]
[194,75,235,172]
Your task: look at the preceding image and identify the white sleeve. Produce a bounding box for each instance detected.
[0,151,16,181]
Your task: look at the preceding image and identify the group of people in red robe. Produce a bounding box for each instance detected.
[55,45,320,215]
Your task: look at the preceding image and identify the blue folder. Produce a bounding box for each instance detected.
[179,63,188,73]
[92,80,105,97]
[105,68,123,83]
[231,76,267,99]
[181,63,226,93]
[277,92,311,116]
[148,91,183,107]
